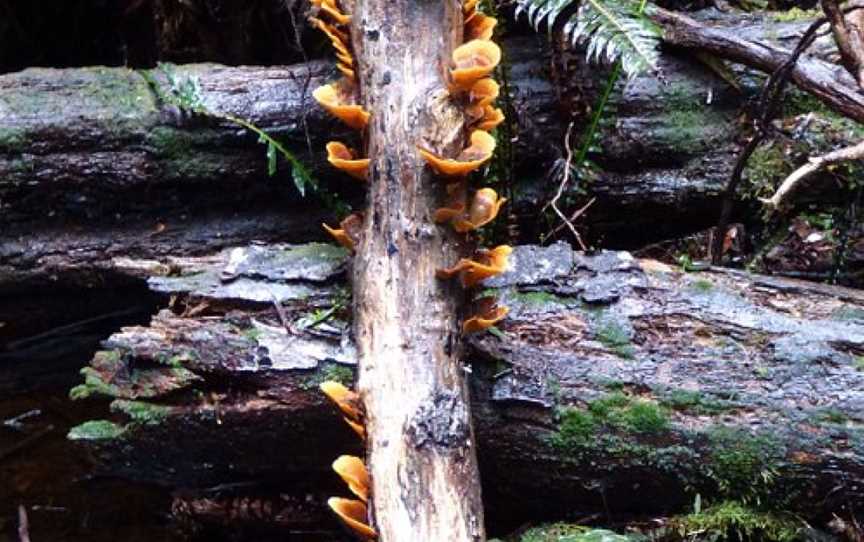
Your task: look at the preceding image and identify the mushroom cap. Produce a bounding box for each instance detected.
[451,40,501,90]
[344,417,366,440]
[463,0,480,15]
[463,304,509,333]
[309,17,351,56]
[475,106,505,131]
[322,223,355,252]
[417,130,496,177]
[319,381,362,420]
[436,244,513,287]
[466,13,497,40]
[452,188,507,232]
[327,498,377,539]
[332,456,371,502]
[313,84,370,130]
[337,63,357,82]
[326,141,370,180]
[469,78,499,107]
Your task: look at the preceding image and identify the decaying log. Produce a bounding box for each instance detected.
[3,15,844,255]
[65,243,864,536]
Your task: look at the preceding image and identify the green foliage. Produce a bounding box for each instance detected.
[141,64,317,197]
[515,524,639,541]
[595,321,635,359]
[110,400,172,425]
[515,0,660,78]
[705,427,783,503]
[301,363,355,390]
[672,500,803,542]
[659,389,733,415]
[769,7,820,21]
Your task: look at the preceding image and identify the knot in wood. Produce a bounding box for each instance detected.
[406,390,470,450]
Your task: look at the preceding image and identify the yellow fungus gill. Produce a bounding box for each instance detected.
[475,105,505,131]
[344,417,366,440]
[451,188,507,233]
[309,17,351,57]
[319,381,363,420]
[333,455,371,502]
[417,130,496,177]
[327,142,370,181]
[463,297,509,333]
[450,40,501,91]
[436,245,513,288]
[320,0,351,25]
[313,83,370,130]
[433,181,468,223]
[327,498,377,539]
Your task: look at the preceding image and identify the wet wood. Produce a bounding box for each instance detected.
[60,243,864,536]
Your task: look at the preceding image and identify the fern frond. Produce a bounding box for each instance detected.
[514,0,660,78]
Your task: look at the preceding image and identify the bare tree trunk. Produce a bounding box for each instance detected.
[347,1,485,540]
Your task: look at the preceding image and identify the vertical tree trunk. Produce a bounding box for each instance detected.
[349,1,486,540]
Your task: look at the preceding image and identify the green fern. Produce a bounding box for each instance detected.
[515,0,660,78]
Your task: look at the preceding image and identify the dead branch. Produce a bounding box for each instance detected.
[821,0,864,86]
[762,139,864,209]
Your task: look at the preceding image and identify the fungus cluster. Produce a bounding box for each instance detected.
[420,1,511,334]
[319,381,376,538]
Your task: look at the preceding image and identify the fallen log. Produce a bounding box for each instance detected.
[63,242,864,536]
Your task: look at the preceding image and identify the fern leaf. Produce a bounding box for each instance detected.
[514,0,661,78]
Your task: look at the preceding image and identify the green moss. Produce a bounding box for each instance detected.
[705,426,783,502]
[617,400,670,433]
[67,420,125,441]
[515,524,638,542]
[551,409,599,449]
[690,279,714,293]
[0,127,27,154]
[552,393,670,451]
[816,408,848,425]
[770,7,820,21]
[854,356,864,372]
[242,327,263,342]
[301,363,355,390]
[672,500,803,541]
[510,290,568,307]
[110,400,172,425]
[595,321,635,359]
[286,242,349,262]
[744,143,790,200]
[659,389,733,415]
[69,366,122,400]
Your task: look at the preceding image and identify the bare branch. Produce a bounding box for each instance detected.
[761,139,864,209]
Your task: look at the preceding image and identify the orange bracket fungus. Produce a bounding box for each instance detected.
[327,142,370,180]
[450,188,507,233]
[313,83,370,130]
[469,78,499,107]
[475,105,505,131]
[436,245,513,288]
[465,13,497,41]
[463,297,509,334]
[322,213,364,252]
[320,381,363,420]
[418,130,496,177]
[450,39,502,91]
[327,498,377,539]
[332,455,371,502]
[320,0,351,25]
[433,180,468,223]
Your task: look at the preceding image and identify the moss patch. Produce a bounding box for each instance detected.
[301,363,355,390]
[508,524,641,542]
[67,420,125,441]
[595,321,635,359]
[659,389,735,415]
[110,400,173,425]
[705,426,784,502]
[671,500,803,541]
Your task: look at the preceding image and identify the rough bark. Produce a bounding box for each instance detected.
[346,1,485,540]
[55,243,864,537]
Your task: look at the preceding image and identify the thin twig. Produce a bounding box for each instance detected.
[544,123,588,250]
[547,197,597,238]
[18,505,31,542]
[761,139,864,208]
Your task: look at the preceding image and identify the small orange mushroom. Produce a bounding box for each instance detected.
[309,17,351,57]
[451,188,507,233]
[320,0,351,25]
[327,142,370,181]
[469,78,499,107]
[337,63,357,82]
[463,297,509,333]
[463,0,480,15]
[465,13,497,40]
[320,381,363,420]
[313,83,370,130]
[332,456,371,502]
[327,498,377,539]
[344,416,366,440]
[322,213,364,252]
[450,40,501,91]
[417,130,496,177]
[433,180,468,223]
[436,245,513,288]
[475,105,505,131]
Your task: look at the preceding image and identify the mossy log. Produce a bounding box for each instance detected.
[3,13,847,260]
[63,242,864,537]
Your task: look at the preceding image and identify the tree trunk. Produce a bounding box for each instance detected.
[347,1,485,540]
